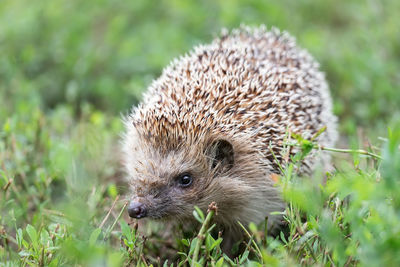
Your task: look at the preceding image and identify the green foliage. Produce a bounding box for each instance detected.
[1,0,400,266]
[276,126,400,266]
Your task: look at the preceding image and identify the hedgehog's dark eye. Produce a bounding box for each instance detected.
[177,173,193,188]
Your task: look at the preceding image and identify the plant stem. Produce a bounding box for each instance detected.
[285,143,383,160]
[317,145,382,160]
[191,202,217,266]
[104,200,128,240]
[237,221,263,264]
[99,195,120,229]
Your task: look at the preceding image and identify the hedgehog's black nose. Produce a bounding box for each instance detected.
[128,201,147,219]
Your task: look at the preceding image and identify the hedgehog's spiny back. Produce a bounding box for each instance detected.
[131,26,337,168]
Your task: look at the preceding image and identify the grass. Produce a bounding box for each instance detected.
[1,0,400,266]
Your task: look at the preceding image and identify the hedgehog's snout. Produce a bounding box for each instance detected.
[128,199,147,219]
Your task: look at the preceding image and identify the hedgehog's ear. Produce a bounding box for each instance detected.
[207,139,234,172]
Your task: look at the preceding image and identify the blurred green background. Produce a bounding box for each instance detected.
[1,0,400,265]
[1,0,399,135]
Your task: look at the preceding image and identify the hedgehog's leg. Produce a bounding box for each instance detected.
[218,225,249,259]
[221,230,241,258]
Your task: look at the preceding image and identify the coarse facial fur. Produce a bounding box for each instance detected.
[122,26,337,236]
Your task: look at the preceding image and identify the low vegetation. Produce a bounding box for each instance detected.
[1,0,399,266]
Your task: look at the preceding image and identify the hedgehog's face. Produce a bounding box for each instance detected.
[125,138,237,221]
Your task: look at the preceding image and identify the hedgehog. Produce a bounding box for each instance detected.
[122,26,337,243]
